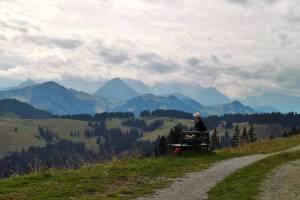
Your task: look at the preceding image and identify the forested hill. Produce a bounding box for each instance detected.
[0,99,52,119]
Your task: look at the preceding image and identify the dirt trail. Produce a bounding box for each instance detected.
[138,155,267,200]
[138,145,300,200]
[260,159,300,200]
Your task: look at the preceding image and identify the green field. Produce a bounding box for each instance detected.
[0,135,299,200]
[0,117,195,158]
[0,116,291,158]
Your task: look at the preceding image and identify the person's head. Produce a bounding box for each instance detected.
[193,112,201,123]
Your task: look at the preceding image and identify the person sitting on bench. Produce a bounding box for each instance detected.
[185,112,207,140]
[193,112,207,132]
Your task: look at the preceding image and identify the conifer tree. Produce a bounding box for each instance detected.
[248,123,257,143]
[158,136,168,155]
[231,125,240,147]
[224,130,231,147]
[241,127,249,144]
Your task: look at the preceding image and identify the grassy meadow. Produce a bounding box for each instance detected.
[0,134,299,200]
[0,115,294,158]
[0,117,194,158]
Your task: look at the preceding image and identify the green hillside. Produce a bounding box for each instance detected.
[0,135,299,200]
[0,99,52,119]
[0,114,292,158]
[0,117,194,158]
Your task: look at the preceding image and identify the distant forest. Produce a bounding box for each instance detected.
[1,109,300,179]
[0,124,155,178]
[58,112,134,121]
[140,109,300,130]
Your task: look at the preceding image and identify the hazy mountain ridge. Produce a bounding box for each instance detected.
[242,93,300,113]
[113,94,204,115]
[0,81,110,115]
[123,80,232,105]
[0,99,52,119]
[114,94,254,116]
[0,79,36,91]
[0,79,288,116]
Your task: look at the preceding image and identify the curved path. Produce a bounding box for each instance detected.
[138,145,300,200]
[138,154,267,200]
[260,159,300,200]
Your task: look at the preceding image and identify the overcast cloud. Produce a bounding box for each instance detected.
[0,0,299,97]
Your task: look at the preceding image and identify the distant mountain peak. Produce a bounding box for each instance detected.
[232,100,243,106]
[38,81,67,90]
[95,78,139,101]
[21,79,35,85]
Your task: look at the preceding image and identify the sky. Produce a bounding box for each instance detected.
[0,0,299,98]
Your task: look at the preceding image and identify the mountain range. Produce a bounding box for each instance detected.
[113,94,254,116]
[0,79,36,91]
[123,79,231,105]
[0,77,298,116]
[242,93,300,113]
[0,81,110,115]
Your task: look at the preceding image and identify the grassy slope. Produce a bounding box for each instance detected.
[209,150,300,200]
[218,134,300,155]
[0,117,194,157]
[1,135,300,200]
[0,152,234,200]
[0,115,291,158]
[0,118,90,157]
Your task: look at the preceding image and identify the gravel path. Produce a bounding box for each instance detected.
[138,154,267,200]
[260,159,300,200]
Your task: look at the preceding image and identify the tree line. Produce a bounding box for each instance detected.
[203,112,300,130]
[140,109,193,119]
[57,112,135,121]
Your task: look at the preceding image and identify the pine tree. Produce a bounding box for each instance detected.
[158,136,168,155]
[224,130,231,147]
[248,123,257,143]
[210,128,219,150]
[241,127,249,144]
[231,125,240,147]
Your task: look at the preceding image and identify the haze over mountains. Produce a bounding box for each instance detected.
[0,77,299,115]
[0,81,110,115]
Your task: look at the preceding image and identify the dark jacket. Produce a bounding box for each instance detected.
[195,119,207,132]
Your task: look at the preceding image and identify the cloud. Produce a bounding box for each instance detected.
[187,57,202,66]
[136,53,175,73]
[0,21,28,33]
[17,36,82,49]
[228,0,248,5]
[227,0,278,6]
[96,44,129,64]
[0,0,299,98]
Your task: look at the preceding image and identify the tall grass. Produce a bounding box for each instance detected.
[218,134,300,155]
